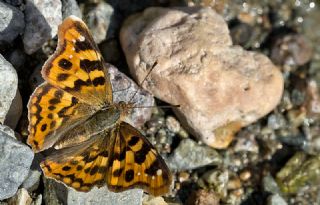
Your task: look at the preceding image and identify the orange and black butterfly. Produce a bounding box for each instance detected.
[27,15,172,196]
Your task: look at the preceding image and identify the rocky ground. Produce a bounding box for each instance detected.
[0,0,319,205]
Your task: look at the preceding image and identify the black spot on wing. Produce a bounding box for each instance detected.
[41,123,47,132]
[62,166,71,171]
[92,77,105,86]
[112,168,123,177]
[125,169,134,182]
[49,98,60,105]
[65,79,91,92]
[74,40,92,52]
[145,160,159,176]
[134,145,151,164]
[128,136,140,147]
[57,73,70,81]
[48,105,55,110]
[80,59,101,72]
[90,166,99,175]
[58,58,72,70]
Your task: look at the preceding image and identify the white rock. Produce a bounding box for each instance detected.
[0,54,18,124]
[120,7,284,148]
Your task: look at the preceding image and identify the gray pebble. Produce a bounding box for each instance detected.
[84,2,114,43]
[167,139,222,171]
[0,1,24,45]
[267,194,288,205]
[0,125,34,200]
[61,0,82,19]
[4,0,23,6]
[23,0,62,54]
[0,54,18,124]
[262,175,281,195]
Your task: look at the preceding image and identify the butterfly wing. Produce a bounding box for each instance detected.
[41,131,109,192]
[41,15,113,106]
[106,122,172,196]
[28,83,94,152]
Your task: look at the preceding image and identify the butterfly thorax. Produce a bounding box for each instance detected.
[54,106,121,149]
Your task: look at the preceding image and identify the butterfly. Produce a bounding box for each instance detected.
[27,15,172,196]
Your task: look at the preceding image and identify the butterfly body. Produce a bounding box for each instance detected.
[27,16,172,196]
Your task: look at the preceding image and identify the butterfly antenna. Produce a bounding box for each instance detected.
[128,61,158,103]
[131,104,180,109]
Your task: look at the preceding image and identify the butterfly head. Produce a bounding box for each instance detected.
[116,101,134,117]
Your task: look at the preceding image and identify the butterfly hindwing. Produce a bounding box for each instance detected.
[107,122,172,196]
[41,16,113,106]
[41,131,109,192]
[27,83,94,152]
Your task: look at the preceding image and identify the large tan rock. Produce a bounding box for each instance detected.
[120,7,284,149]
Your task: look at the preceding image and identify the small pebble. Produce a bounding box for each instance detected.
[239,170,251,181]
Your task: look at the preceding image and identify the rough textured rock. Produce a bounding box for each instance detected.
[44,178,143,205]
[0,124,34,200]
[186,190,220,205]
[61,0,82,19]
[276,152,320,194]
[120,7,284,148]
[0,1,24,45]
[167,139,222,171]
[84,2,114,43]
[0,54,18,124]
[23,0,62,54]
[22,154,43,192]
[270,34,313,66]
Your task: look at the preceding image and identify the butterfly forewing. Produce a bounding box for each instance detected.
[107,122,172,196]
[41,16,112,106]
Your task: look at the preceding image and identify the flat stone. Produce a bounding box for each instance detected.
[0,54,18,124]
[120,7,284,149]
[0,124,34,200]
[23,0,62,54]
[0,1,24,45]
[167,139,222,171]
